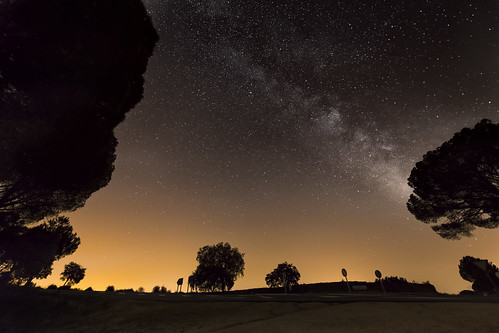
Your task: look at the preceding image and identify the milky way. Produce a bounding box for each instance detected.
[46,1,499,293]
[133,0,498,206]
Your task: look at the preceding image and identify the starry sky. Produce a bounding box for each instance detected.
[42,0,499,293]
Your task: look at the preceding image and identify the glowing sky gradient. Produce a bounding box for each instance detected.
[41,0,499,293]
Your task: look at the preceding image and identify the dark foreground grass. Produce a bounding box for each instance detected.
[0,287,290,332]
[2,287,499,332]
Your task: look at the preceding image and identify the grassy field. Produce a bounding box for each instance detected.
[2,287,499,332]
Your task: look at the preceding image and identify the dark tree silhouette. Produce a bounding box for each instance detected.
[60,262,85,287]
[265,262,301,288]
[0,216,80,285]
[0,0,158,229]
[407,119,499,239]
[191,242,245,292]
[459,256,499,295]
[188,274,196,292]
[379,276,411,292]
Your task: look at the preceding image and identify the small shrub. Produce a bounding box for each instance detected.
[106,285,115,292]
[85,287,93,291]
[137,287,145,293]
[160,286,169,293]
[47,284,58,290]
[116,288,134,293]
[152,285,160,293]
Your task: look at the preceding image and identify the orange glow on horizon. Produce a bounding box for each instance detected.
[38,183,499,295]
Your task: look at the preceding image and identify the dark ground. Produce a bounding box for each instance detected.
[2,287,499,332]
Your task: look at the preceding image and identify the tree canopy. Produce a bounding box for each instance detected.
[0,0,158,228]
[60,262,86,287]
[459,256,499,295]
[265,262,300,288]
[0,216,80,285]
[407,119,499,239]
[191,242,245,292]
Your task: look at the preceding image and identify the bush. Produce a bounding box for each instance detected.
[85,287,93,291]
[47,284,58,290]
[381,276,410,292]
[152,285,160,293]
[116,288,134,293]
[106,285,115,292]
[160,286,170,293]
[137,287,145,293]
[58,285,71,290]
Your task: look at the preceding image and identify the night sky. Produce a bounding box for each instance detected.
[42,0,499,293]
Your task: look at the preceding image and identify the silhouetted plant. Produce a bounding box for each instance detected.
[116,288,134,293]
[188,274,197,292]
[407,119,499,239]
[380,276,410,292]
[60,262,85,287]
[191,242,245,292]
[47,284,57,290]
[152,285,161,293]
[160,286,169,293]
[85,287,93,292]
[0,1,158,230]
[459,256,499,295]
[0,0,157,289]
[137,287,145,293]
[265,262,301,288]
[0,216,80,286]
[106,285,115,292]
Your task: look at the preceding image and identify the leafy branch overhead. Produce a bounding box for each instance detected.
[0,0,157,286]
[0,0,158,227]
[407,119,499,239]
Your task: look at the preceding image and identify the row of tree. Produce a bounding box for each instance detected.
[44,244,497,296]
[181,242,301,293]
[186,243,499,295]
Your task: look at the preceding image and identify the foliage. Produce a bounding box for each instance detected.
[459,256,499,294]
[137,287,145,293]
[85,287,93,292]
[160,286,169,293]
[265,262,301,288]
[116,288,134,293]
[152,285,161,293]
[60,262,85,287]
[380,276,411,292]
[407,119,499,239]
[188,274,196,292]
[0,216,80,285]
[106,285,115,292]
[47,284,57,290]
[191,242,245,292]
[0,0,158,229]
